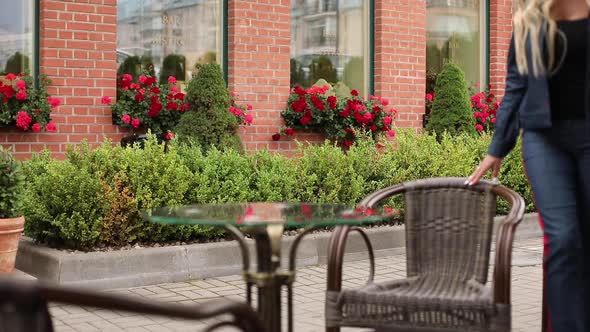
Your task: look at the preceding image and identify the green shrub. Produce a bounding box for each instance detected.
[185,63,230,111]
[0,147,24,218]
[21,131,533,250]
[426,63,474,138]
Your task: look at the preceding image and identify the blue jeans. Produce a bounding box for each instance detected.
[522,120,590,332]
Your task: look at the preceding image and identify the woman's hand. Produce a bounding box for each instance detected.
[467,154,503,185]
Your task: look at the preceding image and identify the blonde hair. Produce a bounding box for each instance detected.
[513,0,590,77]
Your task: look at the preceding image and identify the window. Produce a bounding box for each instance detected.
[0,0,36,76]
[291,0,372,95]
[426,0,487,92]
[117,0,224,82]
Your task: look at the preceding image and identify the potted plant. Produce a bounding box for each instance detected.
[0,147,25,273]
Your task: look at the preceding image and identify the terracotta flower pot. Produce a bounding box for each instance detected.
[0,216,25,273]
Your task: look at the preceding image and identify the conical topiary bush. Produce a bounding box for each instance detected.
[174,63,243,152]
[426,62,474,139]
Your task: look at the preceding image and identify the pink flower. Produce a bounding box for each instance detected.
[388,129,396,137]
[138,75,147,84]
[491,118,497,124]
[285,127,294,135]
[247,104,253,111]
[381,98,389,106]
[122,74,132,81]
[47,97,61,108]
[5,73,16,81]
[170,86,179,94]
[425,93,433,102]
[45,122,57,132]
[383,116,393,125]
[244,113,253,124]
[121,114,131,124]
[16,111,32,130]
[131,118,141,128]
[363,113,373,121]
[475,124,484,132]
[101,96,112,105]
[15,90,27,101]
[473,112,481,119]
[165,132,175,140]
[31,123,42,133]
[168,76,177,84]
[271,133,281,141]
[15,80,26,90]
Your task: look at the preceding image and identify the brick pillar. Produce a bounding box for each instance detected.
[489,0,514,99]
[374,0,427,130]
[1,0,120,159]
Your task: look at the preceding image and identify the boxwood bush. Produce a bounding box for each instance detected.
[21,130,533,250]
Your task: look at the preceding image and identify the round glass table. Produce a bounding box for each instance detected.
[145,202,388,332]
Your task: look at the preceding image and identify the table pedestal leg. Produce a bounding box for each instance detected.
[254,230,282,332]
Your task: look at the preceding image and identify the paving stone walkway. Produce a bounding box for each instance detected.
[50,237,544,332]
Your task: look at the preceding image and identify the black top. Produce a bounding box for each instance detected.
[549,18,588,120]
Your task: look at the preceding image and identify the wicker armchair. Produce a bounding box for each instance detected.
[325,177,525,332]
[0,278,265,332]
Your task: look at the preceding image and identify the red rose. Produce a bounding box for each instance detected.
[167,101,179,110]
[363,112,373,122]
[101,96,112,105]
[15,80,26,90]
[180,103,190,112]
[150,95,159,104]
[475,124,484,132]
[122,74,132,81]
[388,129,396,137]
[165,132,175,140]
[291,98,307,113]
[285,127,294,135]
[174,93,185,101]
[121,114,131,124]
[16,111,32,130]
[371,125,377,131]
[491,118,497,124]
[5,73,16,81]
[310,95,325,111]
[372,105,381,112]
[381,98,389,106]
[16,90,27,101]
[425,93,433,102]
[148,103,163,117]
[131,118,141,128]
[1,85,14,98]
[150,87,161,94]
[31,123,42,133]
[244,113,253,125]
[47,97,61,108]
[383,116,393,125]
[351,90,359,96]
[327,95,337,109]
[294,86,306,96]
[139,75,148,84]
[168,76,177,84]
[247,104,253,110]
[134,93,145,102]
[300,116,312,126]
[144,77,156,86]
[45,122,57,132]
[339,108,351,117]
[271,133,281,141]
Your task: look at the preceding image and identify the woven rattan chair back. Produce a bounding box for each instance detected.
[361,177,497,284]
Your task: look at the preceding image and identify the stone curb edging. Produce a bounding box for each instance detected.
[15,213,542,289]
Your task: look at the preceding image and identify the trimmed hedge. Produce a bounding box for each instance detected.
[21,131,533,250]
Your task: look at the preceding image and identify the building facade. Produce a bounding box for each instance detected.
[0,0,513,159]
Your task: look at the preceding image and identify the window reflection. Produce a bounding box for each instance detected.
[291,0,369,95]
[426,0,484,92]
[117,0,222,82]
[0,0,35,75]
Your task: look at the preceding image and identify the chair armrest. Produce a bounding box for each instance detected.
[0,279,265,332]
[492,206,524,304]
[326,226,376,292]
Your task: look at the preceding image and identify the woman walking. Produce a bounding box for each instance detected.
[468,0,590,331]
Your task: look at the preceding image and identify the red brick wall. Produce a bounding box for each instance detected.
[374,0,426,130]
[1,0,121,159]
[489,0,514,99]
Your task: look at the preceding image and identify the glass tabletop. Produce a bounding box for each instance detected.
[145,202,388,228]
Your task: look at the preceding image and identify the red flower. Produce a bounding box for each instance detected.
[31,123,42,133]
[383,116,393,125]
[327,95,337,109]
[150,87,161,94]
[285,127,294,135]
[167,101,179,110]
[148,102,163,117]
[244,113,253,125]
[475,124,484,132]
[168,76,177,84]
[351,90,359,97]
[121,114,131,124]
[174,93,185,101]
[271,133,281,141]
[370,125,377,131]
[45,122,57,132]
[101,96,112,105]
[388,129,396,137]
[491,118,497,124]
[134,93,145,102]
[300,115,312,126]
[291,98,307,113]
[473,112,481,119]
[376,143,383,149]
[381,98,389,107]
[363,112,373,122]
[229,106,243,117]
[16,111,32,130]
[1,85,14,98]
[310,95,325,111]
[15,90,27,101]
[47,97,60,107]
[294,86,306,96]
[122,74,132,82]
[5,73,16,81]
[131,118,141,128]
[15,80,26,90]
[247,104,253,111]
[180,103,190,112]
[425,93,433,102]
[139,75,148,84]
[340,109,351,117]
[165,132,175,140]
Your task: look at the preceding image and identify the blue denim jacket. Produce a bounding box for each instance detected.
[488,31,556,158]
